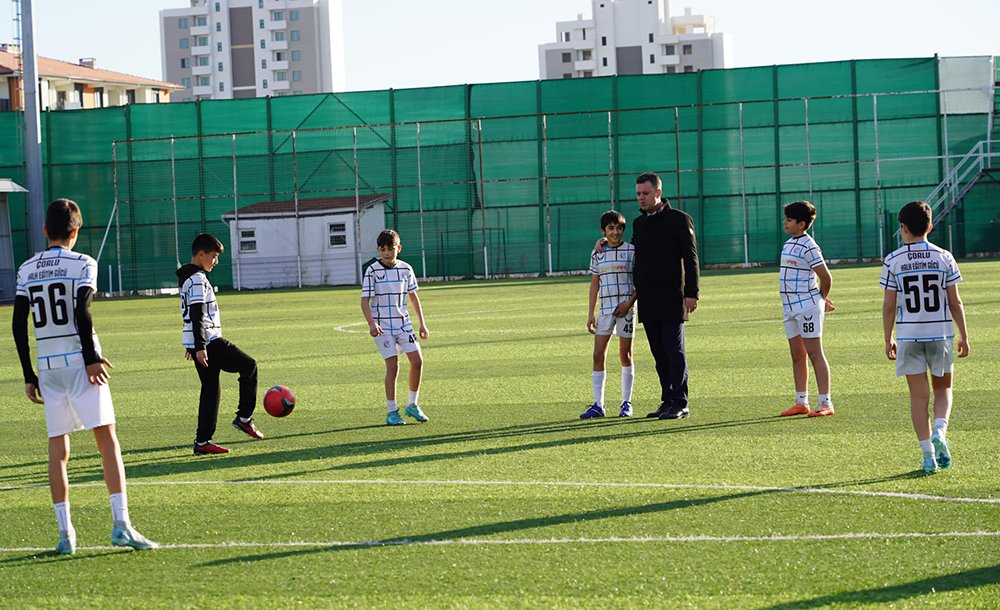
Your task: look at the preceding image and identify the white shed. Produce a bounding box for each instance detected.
[0,178,27,303]
[222,194,388,290]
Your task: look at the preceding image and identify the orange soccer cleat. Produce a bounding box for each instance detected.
[808,405,835,417]
[780,404,810,417]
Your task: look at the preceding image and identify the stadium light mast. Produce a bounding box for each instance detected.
[19,0,46,255]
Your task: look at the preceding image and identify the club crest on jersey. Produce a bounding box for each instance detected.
[376,273,386,280]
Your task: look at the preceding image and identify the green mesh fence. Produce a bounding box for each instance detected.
[2,57,997,291]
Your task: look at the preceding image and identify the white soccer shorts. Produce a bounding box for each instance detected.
[39,364,115,438]
[595,312,635,338]
[374,331,421,360]
[896,340,954,377]
[783,305,825,340]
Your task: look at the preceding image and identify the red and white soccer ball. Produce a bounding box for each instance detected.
[263,385,296,418]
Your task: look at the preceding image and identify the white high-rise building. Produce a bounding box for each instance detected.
[160,0,346,101]
[539,0,730,79]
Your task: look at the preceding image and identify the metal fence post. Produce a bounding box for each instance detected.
[353,127,361,285]
[232,134,241,291]
[292,130,302,288]
[874,95,884,259]
[170,137,180,268]
[543,114,553,275]
[416,122,428,280]
[477,119,489,279]
[607,110,614,209]
[739,102,749,266]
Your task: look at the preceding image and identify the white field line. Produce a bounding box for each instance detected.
[2,530,999,554]
[3,478,999,505]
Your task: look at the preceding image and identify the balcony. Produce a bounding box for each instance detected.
[191,45,211,56]
[270,60,289,70]
[655,54,681,67]
[574,59,596,71]
[269,80,290,91]
[190,25,210,36]
[269,39,288,50]
[268,19,287,30]
[192,85,213,96]
[192,64,212,76]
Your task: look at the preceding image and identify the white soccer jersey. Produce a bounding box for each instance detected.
[779,234,826,313]
[880,241,962,342]
[15,247,102,370]
[180,271,222,348]
[361,260,418,334]
[590,243,635,315]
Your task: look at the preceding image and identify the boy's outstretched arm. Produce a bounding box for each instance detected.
[882,290,897,360]
[408,292,429,339]
[814,263,835,311]
[11,296,43,403]
[587,275,600,333]
[947,284,970,357]
[361,297,382,337]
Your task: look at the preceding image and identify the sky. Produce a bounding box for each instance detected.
[1,0,998,91]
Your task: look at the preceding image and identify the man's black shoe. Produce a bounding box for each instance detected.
[646,404,670,418]
[658,406,690,420]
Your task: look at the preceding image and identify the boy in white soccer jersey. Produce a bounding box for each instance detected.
[777,201,836,418]
[178,234,263,455]
[881,201,970,474]
[11,199,157,554]
[581,210,637,419]
[361,230,430,426]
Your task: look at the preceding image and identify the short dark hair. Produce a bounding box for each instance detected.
[636,172,662,190]
[600,210,626,230]
[377,229,400,248]
[191,233,224,255]
[784,200,817,230]
[898,200,932,236]
[45,199,83,241]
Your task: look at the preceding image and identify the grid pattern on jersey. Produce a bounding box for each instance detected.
[15,247,99,370]
[361,260,418,334]
[880,241,962,342]
[181,272,222,348]
[778,234,825,312]
[590,244,635,315]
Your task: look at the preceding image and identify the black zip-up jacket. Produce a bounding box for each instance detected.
[631,199,700,323]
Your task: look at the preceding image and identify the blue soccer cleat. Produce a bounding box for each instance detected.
[619,401,633,417]
[55,530,76,555]
[111,522,159,550]
[922,453,938,474]
[580,403,606,419]
[404,403,429,423]
[931,433,951,470]
[386,410,406,426]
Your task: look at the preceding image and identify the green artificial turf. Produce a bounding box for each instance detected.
[1,262,998,609]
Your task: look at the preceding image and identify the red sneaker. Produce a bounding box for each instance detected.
[808,405,835,417]
[232,417,264,440]
[193,442,230,455]
[780,404,810,417]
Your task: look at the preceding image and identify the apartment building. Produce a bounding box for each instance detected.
[539,0,730,79]
[160,0,345,101]
[0,44,179,111]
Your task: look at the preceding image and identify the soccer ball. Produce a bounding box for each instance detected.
[263,385,296,417]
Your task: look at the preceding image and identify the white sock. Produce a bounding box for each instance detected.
[386,400,398,413]
[408,390,419,405]
[933,418,948,440]
[110,492,130,527]
[818,393,832,407]
[592,371,606,408]
[621,366,634,403]
[54,501,73,534]
[795,391,809,406]
[919,438,934,455]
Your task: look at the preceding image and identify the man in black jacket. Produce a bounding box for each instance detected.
[631,172,700,419]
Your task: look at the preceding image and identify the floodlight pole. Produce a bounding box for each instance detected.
[20,0,45,254]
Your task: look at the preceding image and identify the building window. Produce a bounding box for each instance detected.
[260,39,266,48]
[198,76,210,86]
[275,71,287,81]
[582,29,586,40]
[289,9,299,21]
[179,17,189,28]
[328,223,347,247]
[196,36,208,46]
[682,44,692,55]
[258,0,263,7]
[239,229,257,253]
[290,30,300,42]
[563,32,570,42]
[259,19,265,28]
[666,66,676,74]
[602,57,608,67]
[275,51,286,61]
[292,70,302,82]
[648,33,654,43]
[197,56,209,66]
[664,44,675,55]
[179,38,189,49]
[196,16,207,26]
[219,82,225,91]
[583,71,593,78]
[562,73,572,79]
[126,90,136,104]
[561,52,571,63]
[180,58,189,68]
[581,49,592,60]
[261,59,267,69]
[216,22,221,32]
[272,11,284,21]
[215,2,220,11]
[217,42,223,52]
[273,31,285,41]
[601,36,607,46]
[262,79,268,89]
[290,50,300,61]
[649,54,655,64]
[293,90,303,95]
[218,62,224,72]
[181,77,191,88]
[684,65,693,73]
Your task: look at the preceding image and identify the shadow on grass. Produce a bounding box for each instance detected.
[0,549,122,567]
[199,488,773,566]
[761,563,1000,609]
